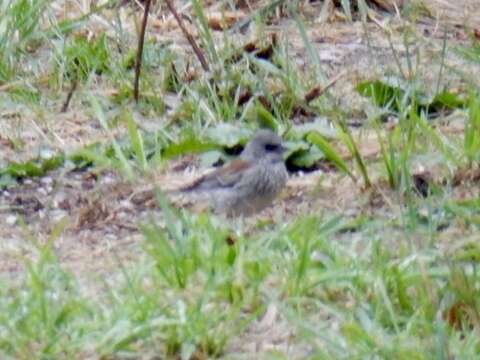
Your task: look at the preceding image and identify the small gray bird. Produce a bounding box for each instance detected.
[180,129,288,217]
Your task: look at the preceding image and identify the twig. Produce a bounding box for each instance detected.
[61,79,78,112]
[134,0,152,102]
[305,70,346,104]
[164,0,209,71]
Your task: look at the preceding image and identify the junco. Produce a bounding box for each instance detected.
[180,129,288,217]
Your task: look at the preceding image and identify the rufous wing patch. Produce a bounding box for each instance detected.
[214,159,251,186]
[180,158,252,191]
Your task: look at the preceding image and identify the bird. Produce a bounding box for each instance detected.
[179,129,288,217]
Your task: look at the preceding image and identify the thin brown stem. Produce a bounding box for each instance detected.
[304,70,346,104]
[61,78,78,113]
[134,0,152,102]
[164,0,209,72]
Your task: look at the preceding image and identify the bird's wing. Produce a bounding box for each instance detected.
[180,158,251,192]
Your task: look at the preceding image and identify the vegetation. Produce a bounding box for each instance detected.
[1,0,480,358]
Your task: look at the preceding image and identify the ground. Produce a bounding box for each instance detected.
[1,0,480,358]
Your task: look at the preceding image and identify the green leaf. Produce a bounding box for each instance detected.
[206,124,251,147]
[283,139,310,157]
[163,135,218,159]
[289,117,337,139]
[356,79,404,111]
[255,102,278,130]
[430,91,466,109]
[306,131,355,180]
[63,32,110,82]
[0,155,64,181]
[288,147,325,168]
[357,78,466,116]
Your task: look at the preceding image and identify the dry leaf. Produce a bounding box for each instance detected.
[207,11,245,30]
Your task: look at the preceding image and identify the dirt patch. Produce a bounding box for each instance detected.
[1,1,479,357]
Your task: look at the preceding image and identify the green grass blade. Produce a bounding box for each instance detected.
[88,95,134,179]
[293,15,326,83]
[191,0,219,65]
[307,131,355,181]
[336,123,371,187]
[125,112,147,171]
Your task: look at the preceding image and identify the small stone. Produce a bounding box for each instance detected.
[5,214,17,225]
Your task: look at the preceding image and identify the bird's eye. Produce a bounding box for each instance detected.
[265,143,278,151]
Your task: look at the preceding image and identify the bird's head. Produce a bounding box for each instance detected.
[241,129,286,163]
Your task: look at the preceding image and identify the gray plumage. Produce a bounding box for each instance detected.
[181,129,288,216]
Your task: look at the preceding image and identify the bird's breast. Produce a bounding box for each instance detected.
[252,162,287,195]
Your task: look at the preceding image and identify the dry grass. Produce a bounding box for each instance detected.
[1,0,480,358]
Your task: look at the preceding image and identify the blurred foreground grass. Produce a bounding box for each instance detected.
[1,0,480,358]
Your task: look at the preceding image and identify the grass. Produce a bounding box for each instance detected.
[1,0,480,359]
[4,199,480,358]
